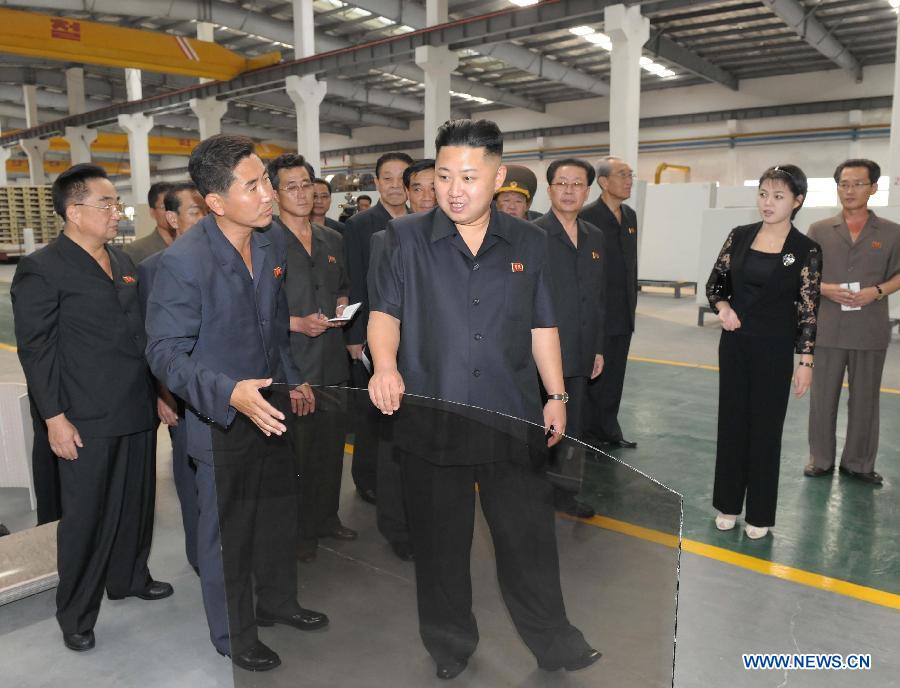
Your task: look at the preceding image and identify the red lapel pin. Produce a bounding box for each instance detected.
[328,255,337,264]
[273,265,284,278]
[122,275,136,284]
[591,251,600,260]
[872,240,882,250]
[511,262,524,273]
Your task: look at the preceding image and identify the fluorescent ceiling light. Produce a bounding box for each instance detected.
[510,0,540,6]
[569,25,596,36]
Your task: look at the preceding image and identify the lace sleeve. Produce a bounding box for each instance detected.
[705,229,735,310]
[795,246,821,355]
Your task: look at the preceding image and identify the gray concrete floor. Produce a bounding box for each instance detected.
[1,289,898,687]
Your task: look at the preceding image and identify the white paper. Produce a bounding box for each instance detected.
[840,282,861,311]
[328,301,362,322]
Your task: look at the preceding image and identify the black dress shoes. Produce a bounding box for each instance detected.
[608,438,637,449]
[539,647,602,672]
[803,464,834,478]
[554,494,596,519]
[839,466,884,485]
[356,487,377,504]
[63,630,95,652]
[391,541,415,561]
[256,606,329,631]
[230,640,281,672]
[319,524,358,541]
[436,659,468,680]
[108,579,173,601]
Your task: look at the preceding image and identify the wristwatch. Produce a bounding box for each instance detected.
[547,393,569,403]
[875,284,884,301]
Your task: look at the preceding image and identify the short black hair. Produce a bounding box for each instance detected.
[375,152,414,178]
[546,158,596,186]
[356,194,372,203]
[403,158,436,188]
[147,181,174,208]
[189,134,256,197]
[163,182,199,213]
[267,153,316,189]
[313,178,332,194]
[759,165,808,219]
[833,159,881,185]
[435,119,503,158]
[52,163,109,219]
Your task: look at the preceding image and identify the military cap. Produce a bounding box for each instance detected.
[496,164,537,201]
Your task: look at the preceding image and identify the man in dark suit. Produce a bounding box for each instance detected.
[535,158,606,518]
[11,163,171,653]
[311,178,346,234]
[137,181,207,573]
[145,135,325,672]
[579,156,639,449]
[343,151,413,503]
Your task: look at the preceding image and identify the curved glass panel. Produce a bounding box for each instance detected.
[214,385,682,688]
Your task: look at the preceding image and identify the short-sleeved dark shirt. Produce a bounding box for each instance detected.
[373,207,557,424]
[277,217,350,385]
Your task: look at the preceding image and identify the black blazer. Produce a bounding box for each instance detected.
[11,233,156,437]
[533,211,606,377]
[343,202,397,345]
[706,222,822,354]
[579,199,639,332]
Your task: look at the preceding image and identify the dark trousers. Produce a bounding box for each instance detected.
[585,333,632,442]
[29,394,61,525]
[349,359,377,493]
[400,455,590,667]
[549,377,587,505]
[56,430,156,634]
[169,419,199,569]
[207,414,302,656]
[376,426,408,545]
[713,332,794,528]
[293,409,346,545]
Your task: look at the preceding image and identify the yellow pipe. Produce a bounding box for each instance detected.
[655,162,691,184]
[0,8,280,80]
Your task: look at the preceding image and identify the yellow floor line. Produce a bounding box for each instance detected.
[0,342,17,353]
[628,354,900,395]
[561,512,900,611]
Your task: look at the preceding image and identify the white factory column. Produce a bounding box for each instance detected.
[20,84,48,184]
[888,15,900,204]
[0,121,11,185]
[415,0,457,157]
[725,118,740,186]
[189,22,228,140]
[63,67,97,165]
[117,68,153,204]
[287,0,326,170]
[605,4,649,169]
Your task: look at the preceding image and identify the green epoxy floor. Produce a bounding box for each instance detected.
[583,358,900,595]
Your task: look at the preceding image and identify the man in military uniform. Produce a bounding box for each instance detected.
[124,181,175,264]
[495,164,541,221]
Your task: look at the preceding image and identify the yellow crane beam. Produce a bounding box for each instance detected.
[6,159,130,176]
[0,8,280,80]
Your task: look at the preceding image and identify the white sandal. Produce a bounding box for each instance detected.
[715,513,738,530]
[744,524,769,539]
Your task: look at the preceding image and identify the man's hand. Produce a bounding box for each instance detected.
[368,367,405,414]
[591,354,605,380]
[46,413,83,460]
[847,286,879,309]
[820,282,855,306]
[717,304,742,331]
[543,399,567,448]
[157,390,179,426]
[347,343,364,360]
[230,378,286,436]
[290,313,334,338]
[290,383,316,416]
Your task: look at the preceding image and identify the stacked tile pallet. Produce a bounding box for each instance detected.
[0,185,63,258]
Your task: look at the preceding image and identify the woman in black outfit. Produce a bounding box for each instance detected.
[706,165,822,539]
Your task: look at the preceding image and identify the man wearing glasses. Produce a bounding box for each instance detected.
[805,159,900,485]
[579,156,640,450]
[12,164,170,653]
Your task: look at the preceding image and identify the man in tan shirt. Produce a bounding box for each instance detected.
[806,159,900,485]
